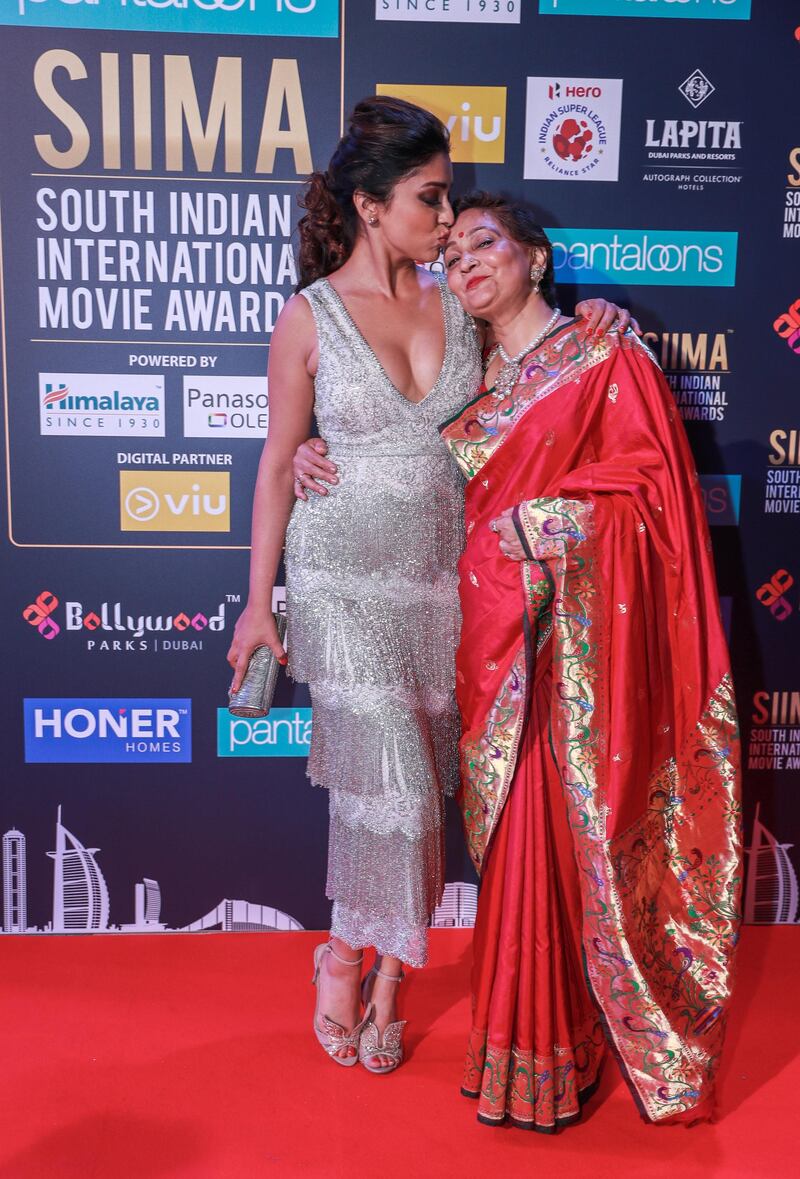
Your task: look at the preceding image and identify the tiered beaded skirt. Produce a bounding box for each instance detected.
[285,450,464,967]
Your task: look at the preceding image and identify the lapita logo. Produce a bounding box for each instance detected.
[376,84,506,164]
[119,471,230,532]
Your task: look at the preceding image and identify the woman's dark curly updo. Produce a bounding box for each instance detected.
[453,192,558,311]
[296,96,450,290]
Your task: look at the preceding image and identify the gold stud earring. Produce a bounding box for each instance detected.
[368,216,379,227]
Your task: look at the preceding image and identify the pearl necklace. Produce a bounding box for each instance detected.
[485,307,561,398]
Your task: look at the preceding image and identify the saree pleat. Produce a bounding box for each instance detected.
[463,659,605,1130]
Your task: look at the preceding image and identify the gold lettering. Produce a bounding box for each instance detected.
[164,55,242,173]
[132,54,152,172]
[256,58,312,175]
[788,147,800,188]
[100,53,121,170]
[33,50,90,169]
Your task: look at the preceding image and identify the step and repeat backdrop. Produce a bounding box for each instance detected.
[1,0,798,939]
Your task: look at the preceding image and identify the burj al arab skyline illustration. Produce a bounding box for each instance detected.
[2,806,305,934]
[5,805,793,934]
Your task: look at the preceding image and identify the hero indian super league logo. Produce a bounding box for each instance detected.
[2,1,338,38]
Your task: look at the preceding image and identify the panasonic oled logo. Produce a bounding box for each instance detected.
[546,228,737,286]
[24,698,192,763]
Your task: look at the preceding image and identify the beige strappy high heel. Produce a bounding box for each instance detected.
[311,942,368,1067]
[358,964,407,1075]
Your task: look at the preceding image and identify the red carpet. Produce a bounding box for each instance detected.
[0,927,795,1178]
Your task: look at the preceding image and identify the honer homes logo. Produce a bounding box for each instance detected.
[375,84,506,164]
[375,0,520,21]
[24,698,192,764]
[525,77,623,182]
[120,471,230,532]
[183,376,268,439]
[538,1,750,19]
[40,373,164,437]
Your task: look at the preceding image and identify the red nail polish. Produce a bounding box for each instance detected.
[278,655,288,666]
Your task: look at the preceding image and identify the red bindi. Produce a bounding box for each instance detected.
[458,231,465,238]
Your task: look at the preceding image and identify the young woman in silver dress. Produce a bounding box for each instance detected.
[227,97,630,1074]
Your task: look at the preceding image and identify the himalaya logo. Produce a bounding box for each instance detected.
[39,373,164,437]
[24,698,192,763]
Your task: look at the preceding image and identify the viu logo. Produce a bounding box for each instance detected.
[119,471,231,532]
[376,85,507,164]
[447,102,503,146]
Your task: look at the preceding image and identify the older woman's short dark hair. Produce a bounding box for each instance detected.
[454,192,557,310]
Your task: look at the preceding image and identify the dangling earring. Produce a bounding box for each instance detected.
[530,263,544,293]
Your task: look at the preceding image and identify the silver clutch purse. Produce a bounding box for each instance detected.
[228,613,287,718]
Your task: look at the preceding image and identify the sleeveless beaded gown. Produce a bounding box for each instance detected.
[285,274,481,967]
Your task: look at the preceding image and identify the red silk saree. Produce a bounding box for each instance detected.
[439,318,741,1130]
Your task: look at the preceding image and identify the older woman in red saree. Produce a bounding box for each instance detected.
[440,195,742,1132]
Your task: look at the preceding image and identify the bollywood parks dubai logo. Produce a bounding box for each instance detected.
[22,589,231,652]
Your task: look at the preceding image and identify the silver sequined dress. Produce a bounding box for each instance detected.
[285,274,481,967]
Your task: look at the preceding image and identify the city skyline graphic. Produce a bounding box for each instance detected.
[3,808,793,934]
[1,806,305,934]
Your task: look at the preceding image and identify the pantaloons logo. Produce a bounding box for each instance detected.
[217,707,312,757]
[698,473,741,525]
[119,471,230,532]
[538,1,751,19]
[183,376,268,439]
[24,699,192,764]
[40,373,164,437]
[2,1,339,38]
[376,84,506,164]
[375,0,520,22]
[525,77,623,182]
[546,228,737,286]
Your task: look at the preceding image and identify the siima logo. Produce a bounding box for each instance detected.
[525,77,623,182]
[119,471,230,532]
[22,589,227,642]
[643,329,731,423]
[538,1,751,20]
[764,428,800,516]
[773,299,800,354]
[784,150,800,238]
[375,1,520,23]
[217,707,312,757]
[24,698,192,763]
[546,228,737,286]
[39,373,164,437]
[183,376,268,439]
[3,1,338,38]
[376,84,506,164]
[698,474,741,525]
